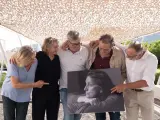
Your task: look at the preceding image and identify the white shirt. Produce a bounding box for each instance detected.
[126,50,158,91]
[58,46,88,89]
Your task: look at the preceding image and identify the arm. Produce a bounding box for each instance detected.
[115,42,126,52]
[120,52,127,83]
[125,80,148,89]
[84,94,120,112]
[11,76,48,89]
[8,63,48,89]
[111,80,149,93]
[11,76,37,88]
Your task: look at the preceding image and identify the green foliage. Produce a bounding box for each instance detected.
[0,73,6,88]
[155,68,160,84]
[0,63,7,69]
[121,40,132,45]
[142,40,160,59]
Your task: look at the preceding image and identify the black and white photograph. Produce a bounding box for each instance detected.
[67,68,125,114]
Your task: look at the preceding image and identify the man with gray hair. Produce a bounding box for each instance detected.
[86,34,126,120]
[58,31,89,120]
[111,41,158,120]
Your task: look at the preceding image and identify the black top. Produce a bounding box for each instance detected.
[33,51,61,94]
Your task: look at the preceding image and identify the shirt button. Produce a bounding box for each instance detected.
[100,65,101,66]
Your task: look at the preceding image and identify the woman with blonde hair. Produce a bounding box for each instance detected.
[32,37,61,120]
[1,46,48,120]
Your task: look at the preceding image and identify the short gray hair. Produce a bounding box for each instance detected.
[67,30,80,41]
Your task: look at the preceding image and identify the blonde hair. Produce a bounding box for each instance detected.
[42,37,58,53]
[15,46,35,65]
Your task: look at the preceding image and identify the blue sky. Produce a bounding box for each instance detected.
[143,32,160,42]
[135,32,160,43]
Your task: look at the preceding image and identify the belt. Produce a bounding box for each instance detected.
[131,89,143,92]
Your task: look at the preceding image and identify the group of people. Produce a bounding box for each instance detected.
[1,30,158,120]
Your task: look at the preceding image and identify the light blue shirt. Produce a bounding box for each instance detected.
[1,59,38,102]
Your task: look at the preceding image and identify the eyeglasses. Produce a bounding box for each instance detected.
[69,41,81,46]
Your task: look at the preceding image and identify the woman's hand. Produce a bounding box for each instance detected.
[33,80,49,88]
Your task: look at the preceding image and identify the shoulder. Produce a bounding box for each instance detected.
[80,46,89,54]
[8,63,18,70]
[36,51,46,58]
[146,51,158,63]
[112,46,125,57]
[36,51,45,56]
[7,63,19,75]
[57,48,67,56]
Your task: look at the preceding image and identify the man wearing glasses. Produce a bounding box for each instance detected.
[86,34,126,120]
[58,31,89,120]
[111,41,158,120]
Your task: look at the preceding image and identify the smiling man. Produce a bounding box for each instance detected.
[58,31,89,120]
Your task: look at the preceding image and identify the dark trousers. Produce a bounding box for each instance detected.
[95,112,121,120]
[2,96,29,120]
[32,90,60,120]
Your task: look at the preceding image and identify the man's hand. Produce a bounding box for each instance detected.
[61,40,69,50]
[111,84,127,93]
[89,40,99,48]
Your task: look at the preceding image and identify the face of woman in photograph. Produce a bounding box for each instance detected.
[84,76,102,98]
